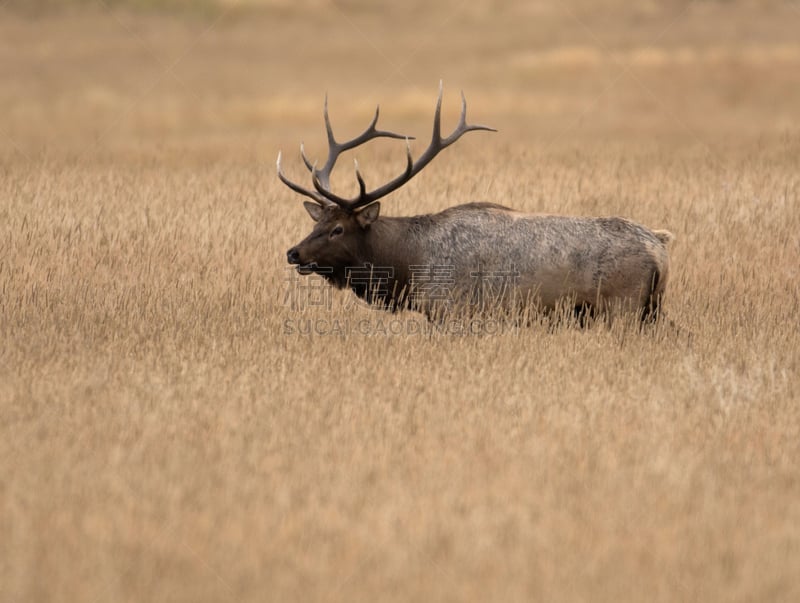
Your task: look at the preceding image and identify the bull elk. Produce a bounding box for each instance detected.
[278,84,674,324]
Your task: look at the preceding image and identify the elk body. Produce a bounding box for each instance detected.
[279,85,674,323]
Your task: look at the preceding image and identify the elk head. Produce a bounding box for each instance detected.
[278,83,496,279]
[285,201,380,276]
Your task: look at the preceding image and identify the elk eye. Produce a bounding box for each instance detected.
[330,225,344,238]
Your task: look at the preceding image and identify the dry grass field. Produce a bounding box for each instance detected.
[2,1,800,601]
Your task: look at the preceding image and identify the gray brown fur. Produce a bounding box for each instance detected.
[287,201,674,322]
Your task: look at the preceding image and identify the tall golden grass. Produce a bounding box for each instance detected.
[1,3,799,602]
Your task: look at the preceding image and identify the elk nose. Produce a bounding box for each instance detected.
[286,247,301,265]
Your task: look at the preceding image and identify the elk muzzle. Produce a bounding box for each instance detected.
[286,246,319,275]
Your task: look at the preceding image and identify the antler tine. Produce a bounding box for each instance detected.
[336,105,413,153]
[441,90,498,146]
[402,137,414,178]
[323,94,336,147]
[300,143,314,172]
[354,159,367,199]
[277,151,329,205]
[431,80,444,144]
[458,91,469,130]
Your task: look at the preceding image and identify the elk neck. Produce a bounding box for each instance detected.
[346,214,431,309]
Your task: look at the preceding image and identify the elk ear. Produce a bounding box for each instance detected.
[303,201,325,222]
[355,203,380,228]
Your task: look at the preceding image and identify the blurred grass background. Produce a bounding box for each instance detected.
[2,0,799,161]
[1,2,799,602]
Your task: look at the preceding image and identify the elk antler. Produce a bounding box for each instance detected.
[277,96,412,206]
[277,82,497,212]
